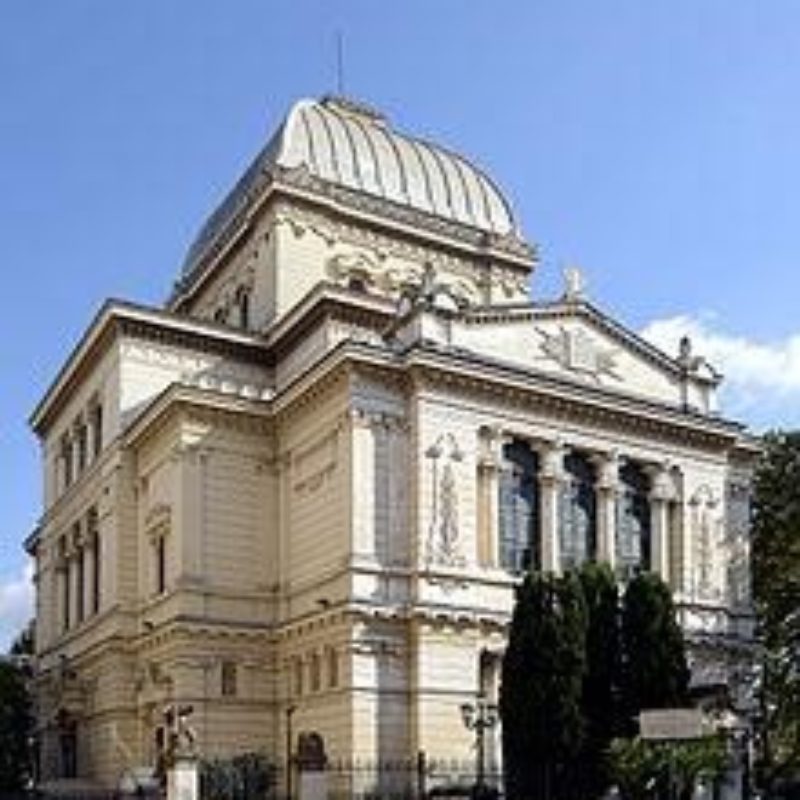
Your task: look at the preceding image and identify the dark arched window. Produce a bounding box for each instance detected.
[236,286,251,330]
[498,440,539,573]
[616,462,651,575]
[560,452,597,570]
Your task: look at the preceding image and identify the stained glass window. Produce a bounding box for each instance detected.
[498,440,539,573]
[616,462,651,576]
[560,452,597,570]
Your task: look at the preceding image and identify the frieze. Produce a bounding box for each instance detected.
[275,202,508,287]
[407,357,739,452]
[275,165,535,261]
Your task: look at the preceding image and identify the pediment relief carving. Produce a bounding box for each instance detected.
[536,325,621,382]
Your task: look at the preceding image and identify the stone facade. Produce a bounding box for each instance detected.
[27,96,757,791]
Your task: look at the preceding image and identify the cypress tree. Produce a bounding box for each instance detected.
[578,563,621,798]
[620,572,690,733]
[501,572,588,800]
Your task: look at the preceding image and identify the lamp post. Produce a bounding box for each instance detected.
[286,703,296,800]
[716,708,751,800]
[460,691,499,797]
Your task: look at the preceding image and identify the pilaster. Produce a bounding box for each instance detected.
[648,466,673,582]
[594,452,619,569]
[539,441,564,574]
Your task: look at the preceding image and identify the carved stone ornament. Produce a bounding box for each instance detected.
[690,486,722,601]
[537,325,620,381]
[425,433,465,568]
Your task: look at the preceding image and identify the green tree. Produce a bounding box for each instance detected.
[610,735,727,800]
[620,572,690,732]
[0,624,34,792]
[500,572,587,800]
[577,563,622,798]
[751,431,800,790]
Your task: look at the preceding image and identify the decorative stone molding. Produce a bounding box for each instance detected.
[292,429,339,496]
[425,433,465,570]
[689,485,723,601]
[536,325,621,382]
[145,503,171,541]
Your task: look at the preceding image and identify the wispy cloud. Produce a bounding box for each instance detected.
[0,562,33,652]
[641,314,800,430]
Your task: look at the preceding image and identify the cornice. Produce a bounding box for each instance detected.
[30,300,272,437]
[123,382,274,452]
[171,170,536,309]
[398,343,744,450]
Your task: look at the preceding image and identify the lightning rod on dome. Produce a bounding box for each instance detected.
[336,31,345,95]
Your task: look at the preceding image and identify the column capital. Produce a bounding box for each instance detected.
[646,462,676,502]
[591,450,620,491]
[538,439,565,481]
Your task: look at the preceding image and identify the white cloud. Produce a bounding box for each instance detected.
[0,562,34,652]
[641,314,800,430]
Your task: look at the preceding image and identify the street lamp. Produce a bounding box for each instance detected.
[286,703,297,800]
[715,708,752,800]
[460,691,499,796]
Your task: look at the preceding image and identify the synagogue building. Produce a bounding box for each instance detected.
[26,96,757,791]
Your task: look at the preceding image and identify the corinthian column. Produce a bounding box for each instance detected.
[594,452,619,569]
[648,466,673,582]
[539,442,564,574]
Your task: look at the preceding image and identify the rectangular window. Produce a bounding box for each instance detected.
[91,403,103,459]
[62,548,71,632]
[310,653,321,692]
[88,508,100,614]
[327,648,338,689]
[498,441,540,573]
[293,659,303,696]
[76,422,87,474]
[156,537,166,595]
[221,661,237,697]
[76,546,85,623]
[62,436,73,490]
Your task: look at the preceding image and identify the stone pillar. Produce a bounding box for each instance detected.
[167,755,198,800]
[55,560,67,633]
[539,442,564,574]
[69,551,80,628]
[351,410,377,560]
[83,541,94,619]
[648,467,673,582]
[86,413,95,466]
[477,427,504,568]
[594,452,619,569]
[71,425,82,483]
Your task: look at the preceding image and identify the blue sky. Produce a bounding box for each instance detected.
[3,1,800,647]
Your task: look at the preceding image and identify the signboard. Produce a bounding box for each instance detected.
[638,708,707,741]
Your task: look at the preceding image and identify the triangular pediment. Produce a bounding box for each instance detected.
[451,301,718,410]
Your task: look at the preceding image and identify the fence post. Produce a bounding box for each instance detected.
[416,750,427,799]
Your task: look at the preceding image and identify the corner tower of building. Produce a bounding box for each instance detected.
[169,96,536,328]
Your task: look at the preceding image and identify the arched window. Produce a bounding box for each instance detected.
[310,652,321,692]
[560,452,597,570]
[616,462,651,576]
[327,647,339,688]
[236,286,251,330]
[498,440,539,573]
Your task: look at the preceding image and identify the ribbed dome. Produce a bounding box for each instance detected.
[181,97,520,278]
